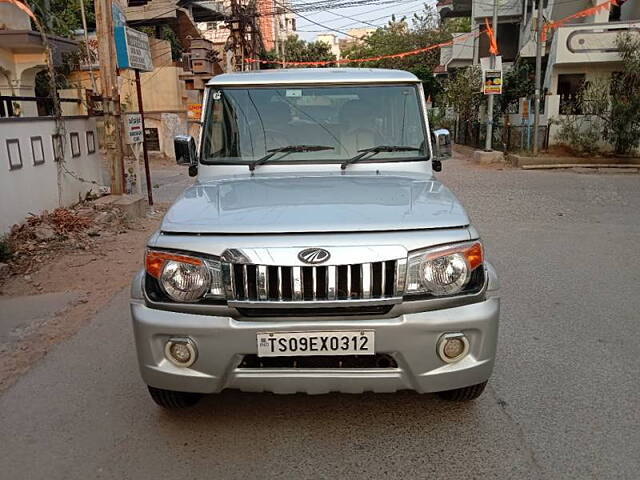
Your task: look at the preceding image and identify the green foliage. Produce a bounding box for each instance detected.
[608,33,640,154]
[427,107,455,131]
[409,64,443,100]
[30,0,95,38]
[551,115,604,156]
[342,7,450,73]
[572,33,640,155]
[440,66,483,123]
[139,26,184,62]
[498,60,534,115]
[442,17,472,33]
[262,36,336,68]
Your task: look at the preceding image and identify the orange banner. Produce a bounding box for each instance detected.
[484,18,498,55]
[246,30,482,67]
[542,0,618,41]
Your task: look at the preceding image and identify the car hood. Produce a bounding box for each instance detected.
[161,172,470,234]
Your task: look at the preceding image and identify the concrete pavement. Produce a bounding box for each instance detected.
[0,154,638,479]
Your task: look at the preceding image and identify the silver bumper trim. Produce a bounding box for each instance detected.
[227,296,403,309]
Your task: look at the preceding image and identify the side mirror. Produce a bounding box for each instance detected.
[174,135,198,176]
[432,129,452,160]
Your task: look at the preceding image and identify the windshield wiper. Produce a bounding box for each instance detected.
[340,145,423,170]
[249,145,334,171]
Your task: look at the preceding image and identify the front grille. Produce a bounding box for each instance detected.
[224,260,404,302]
[238,354,398,369]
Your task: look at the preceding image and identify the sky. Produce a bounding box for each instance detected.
[292,0,437,42]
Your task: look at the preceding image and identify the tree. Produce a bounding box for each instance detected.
[440,66,483,124]
[261,36,336,68]
[340,6,454,99]
[30,0,95,38]
[497,60,534,116]
[342,7,450,74]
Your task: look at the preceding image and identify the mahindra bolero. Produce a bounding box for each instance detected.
[130,68,500,408]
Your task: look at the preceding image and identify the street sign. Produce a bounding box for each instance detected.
[483,69,503,95]
[125,113,143,144]
[115,26,153,72]
[521,97,530,122]
[188,103,202,120]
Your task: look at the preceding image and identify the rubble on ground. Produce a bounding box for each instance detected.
[1,202,137,279]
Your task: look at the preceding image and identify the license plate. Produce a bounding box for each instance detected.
[257,330,375,357]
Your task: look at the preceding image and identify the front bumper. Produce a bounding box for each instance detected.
[130,294,500,395]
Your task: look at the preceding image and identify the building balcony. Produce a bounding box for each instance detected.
[551,20,640,65]
[438,33,474,72]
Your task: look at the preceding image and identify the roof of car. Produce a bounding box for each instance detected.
[206,68,420,86]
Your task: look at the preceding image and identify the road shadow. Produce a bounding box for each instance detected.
[152,389,486,436]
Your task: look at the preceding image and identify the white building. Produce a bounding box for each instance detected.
[0,4,107,234]
[437,0,640,148]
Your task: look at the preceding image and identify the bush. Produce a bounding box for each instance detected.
[551,115,604,156]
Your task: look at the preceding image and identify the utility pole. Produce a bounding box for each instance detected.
[281,13,287,68]
[484,0,499,151]
[273,0,280,61]
[95,0,125,195]
[532,0,544,155]
[134,70,153,206]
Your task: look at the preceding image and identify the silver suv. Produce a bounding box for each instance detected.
[130,68,500,408]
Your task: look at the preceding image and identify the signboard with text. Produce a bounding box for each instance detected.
[125,114,143,144]
[115,26,153,72]
[482,69,503,95]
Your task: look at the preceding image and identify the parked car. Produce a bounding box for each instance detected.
[130,68,500,408]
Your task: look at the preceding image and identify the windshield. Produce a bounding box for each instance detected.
[201,84,429,165]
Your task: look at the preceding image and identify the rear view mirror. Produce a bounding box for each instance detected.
[432,129,452,160]
[174,135,197,177]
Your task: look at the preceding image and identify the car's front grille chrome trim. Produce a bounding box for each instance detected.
[224,256,406,307]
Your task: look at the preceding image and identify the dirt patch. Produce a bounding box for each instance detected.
[0,203,167,393]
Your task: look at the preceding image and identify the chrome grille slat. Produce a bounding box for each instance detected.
[327,265,336,300]
[362,263,372,299]
[226,257,406,305]
[242,264,249,299]
[292,266,303,301]
[257,265,268,300]
[311,267,317,300]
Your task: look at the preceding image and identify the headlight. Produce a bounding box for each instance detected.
[145,250,224,302]
[405,241,483,296]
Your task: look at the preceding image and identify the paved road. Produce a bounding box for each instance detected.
[1,155,639,479]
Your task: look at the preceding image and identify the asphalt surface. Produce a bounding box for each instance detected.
[1,154,639,479]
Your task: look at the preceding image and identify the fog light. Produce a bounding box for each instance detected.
[437,333,469,363]
[165,337,197,367]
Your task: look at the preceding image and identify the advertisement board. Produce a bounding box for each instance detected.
[483,69,503,95]
[188,103,203,120]
[125,113,143,144]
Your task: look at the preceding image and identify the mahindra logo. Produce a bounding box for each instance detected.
[298,248,331,265]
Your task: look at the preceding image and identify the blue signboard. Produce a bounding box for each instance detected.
[114,26,153,72]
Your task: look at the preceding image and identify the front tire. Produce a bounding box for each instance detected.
[436,381,487,401]
[147,386,202,408]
